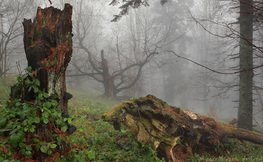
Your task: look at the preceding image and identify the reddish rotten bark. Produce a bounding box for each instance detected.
[22,3,73,114]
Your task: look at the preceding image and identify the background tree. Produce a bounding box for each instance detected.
[110,0,263,130]
[237,0,254,130]
[69,1,176,99]
[151,0,193,106]
[0,0,36,77]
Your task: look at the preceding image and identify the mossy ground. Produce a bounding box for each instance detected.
[0,75,263,161]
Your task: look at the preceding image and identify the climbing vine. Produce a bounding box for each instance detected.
[0,67,72,161]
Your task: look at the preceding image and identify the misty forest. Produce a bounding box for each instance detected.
[1,0,263,161]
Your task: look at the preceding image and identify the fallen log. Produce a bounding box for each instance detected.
[102,95,263,161]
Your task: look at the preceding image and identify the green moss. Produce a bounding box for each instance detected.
[65,32,72,46]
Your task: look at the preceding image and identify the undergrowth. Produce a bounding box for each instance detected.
[188,138,263,161]
[0,74,263,161]
[0,74,163,161]
[67,88,164,161]
[0,68,71,161]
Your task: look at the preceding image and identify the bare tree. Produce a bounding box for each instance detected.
[0,0,35,77]
[69,2,175,99]
[110,0,263,130]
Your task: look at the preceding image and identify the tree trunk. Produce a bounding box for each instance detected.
[103,79,115,99]
[22,4,73,115]
[238,0,254,130]
[21,4,73,161]
[101,50,116,99]
[103,95,263,161]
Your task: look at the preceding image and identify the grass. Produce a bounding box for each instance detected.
[0,75,263,161]
[0,76,163,161]
[66,88,163,161]
[0,75,16,106]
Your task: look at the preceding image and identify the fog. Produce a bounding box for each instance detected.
[1,0,262,129]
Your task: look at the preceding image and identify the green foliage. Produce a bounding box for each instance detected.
[1,72,263,161]
[64,89,164,161]
[0,75,16,106]
[69,118,164,161]
[0,67,69,161]
[188,138,263,161]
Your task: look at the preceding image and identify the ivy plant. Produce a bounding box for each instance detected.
[0,67,71,161]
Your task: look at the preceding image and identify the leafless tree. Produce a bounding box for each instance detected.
[69,2,175,99]
[0,0,35,77]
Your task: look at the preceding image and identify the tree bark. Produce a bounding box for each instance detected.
[238,0,254,130]
[103,95,263,161]
[22,4,73,115]
[101,50,116,99]
[21,4,73,161]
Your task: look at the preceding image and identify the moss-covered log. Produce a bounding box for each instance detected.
[103,95,263,161]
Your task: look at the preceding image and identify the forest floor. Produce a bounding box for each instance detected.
[1,75,263,161]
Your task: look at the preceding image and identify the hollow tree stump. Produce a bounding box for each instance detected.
[22,4,73,115]
[103,95,263,161]
[22,4,74,160]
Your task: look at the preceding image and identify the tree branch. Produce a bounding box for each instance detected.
[167,50,263,75]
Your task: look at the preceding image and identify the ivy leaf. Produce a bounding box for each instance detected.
[26,66,32,72]
[47,149,52,155]
[16,76,22,82]
[23,103,29,109]
[15,102,21,107]
[61,126,68,132]
[34,87,39,93]
[26,145,33,151]
[56,119,63,126]
[19,142,26,148]
[22,120,27,126]
[30,127,35,133]
[35,79,40,86]
[34,117,40,124]
[88,151,96,159]
[50,144,57,149]
[38,93,43,100]
[35,145,40,151]
[0,119,7,128]
[10,129,18,135]
[28,72,33,77]
[28,86,32,92]
[25,151,32,157]
[28,117,34,125]
[43,118,49,124]
[43,102,51,109]
[43,93,49,98]
[24,127,28,132]
[51,100,57,107]
[40,145,48,153]
[10,133,22,144]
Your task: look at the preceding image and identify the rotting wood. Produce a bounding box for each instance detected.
[22,3,73,115]
[103,95,263,161]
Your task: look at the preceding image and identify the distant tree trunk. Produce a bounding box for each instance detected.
[22,4,73,114]
[237,0,254,130]
[101,50,116,98]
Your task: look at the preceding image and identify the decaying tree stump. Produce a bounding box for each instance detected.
[103,95,263,161]
[6,4,75,161]
[22,4,73,115]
